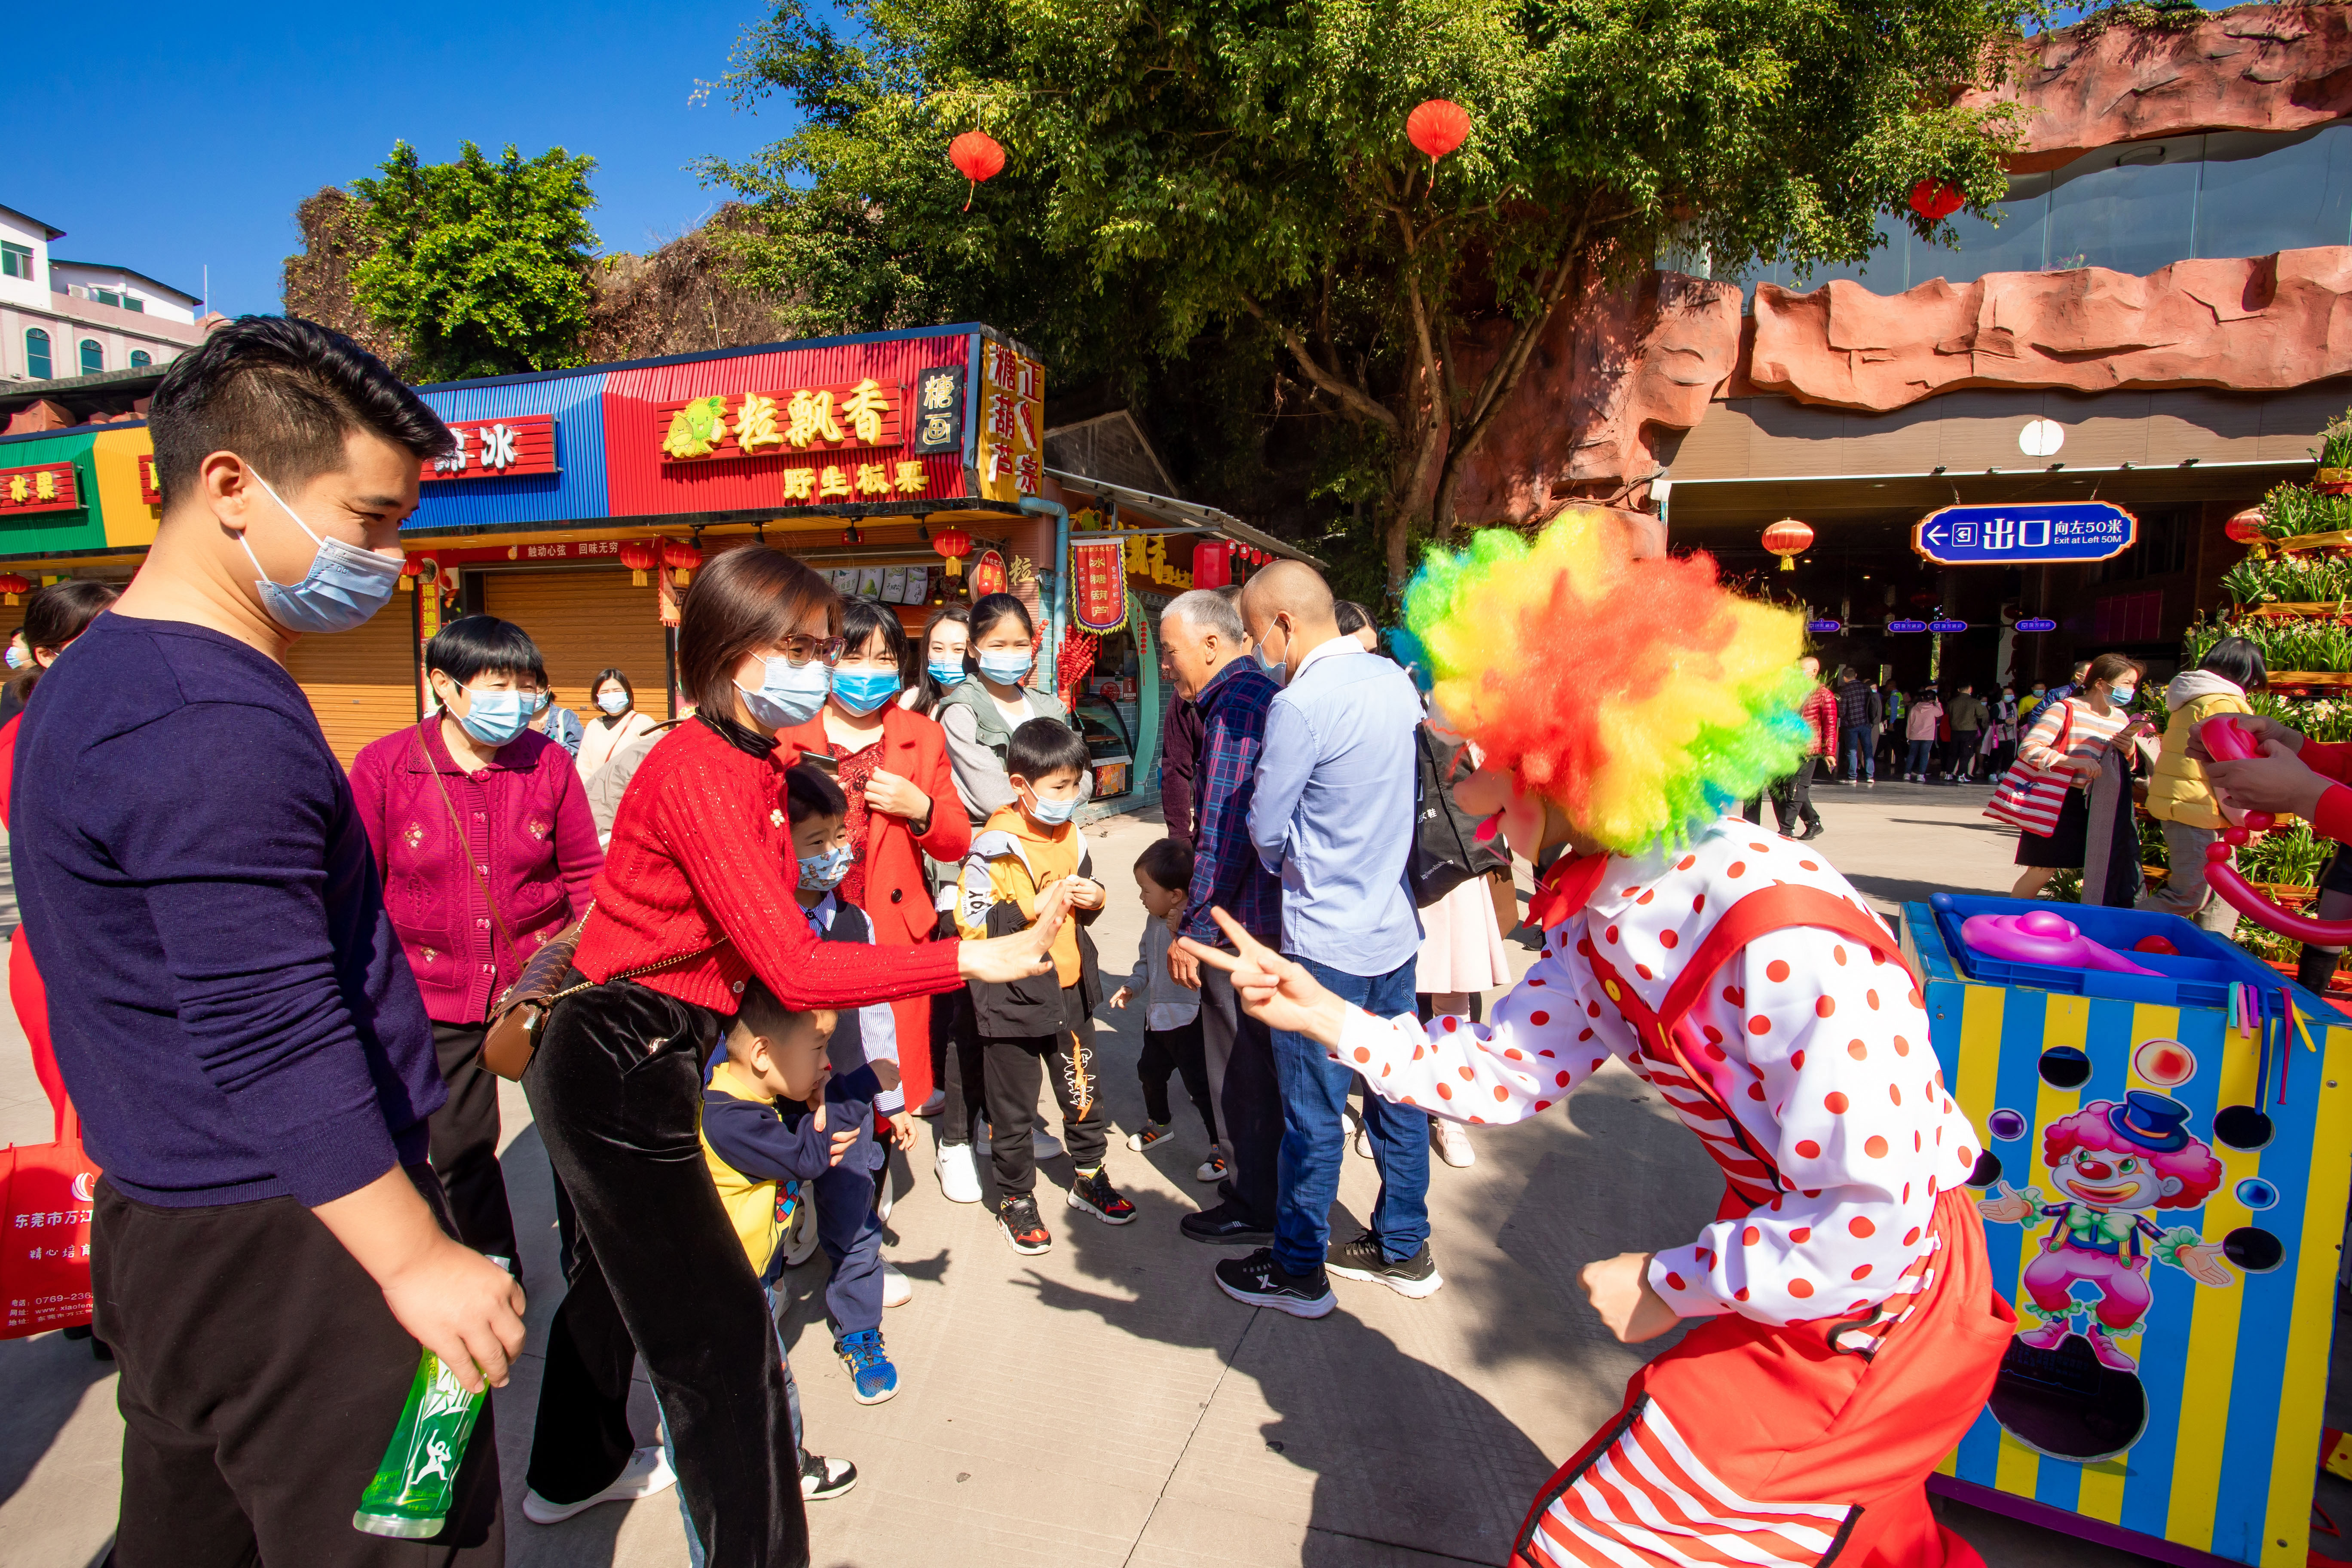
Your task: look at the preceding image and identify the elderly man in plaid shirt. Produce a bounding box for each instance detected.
[1158,589,1286,1247]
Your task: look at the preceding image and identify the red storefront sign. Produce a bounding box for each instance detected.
[969,548,1008,598]
[137,454,161,505]
[1069,538,1128,632]
[656,381,903,463]
[0,463,79,517]
[422,413,559,482]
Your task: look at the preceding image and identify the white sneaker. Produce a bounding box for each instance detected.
[783,1185,821,1267]
[1127,1121,1173,1152]
[1032,1127,1064,1159]
[914,1088,946,1117]
[875,1152,898,1224]
[523,1445,677,1524]
[1430,1118,1476,1169]
[934,1140,983,1204]
[1195,1145,1227,1183]
[880,1259,911,1308]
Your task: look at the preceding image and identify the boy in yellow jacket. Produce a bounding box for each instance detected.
[955,717,1135,1253]
[2139,636,2264,937]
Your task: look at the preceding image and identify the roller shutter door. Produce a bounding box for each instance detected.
[483,569,671,718]
[284,595,418,766]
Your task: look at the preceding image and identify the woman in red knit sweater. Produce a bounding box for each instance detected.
[519,545,1062,1564]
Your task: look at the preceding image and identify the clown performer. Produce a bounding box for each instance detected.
[1183,509,2016,1568]
[1977,1093,2231,1372]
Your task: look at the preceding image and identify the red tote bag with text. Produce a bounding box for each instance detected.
[0,1107,97,1337]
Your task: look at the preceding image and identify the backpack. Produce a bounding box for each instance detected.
[1408,725,1508,908]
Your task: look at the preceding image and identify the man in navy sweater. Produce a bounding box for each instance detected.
[12,317,523,1565]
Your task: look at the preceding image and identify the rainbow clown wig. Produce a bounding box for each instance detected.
[1400,506,1813,856]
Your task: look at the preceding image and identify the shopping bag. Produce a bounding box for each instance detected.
[0,1108,96,1338]
[1984,704,2076,838]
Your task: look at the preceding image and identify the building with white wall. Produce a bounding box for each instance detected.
[0,201,208,386]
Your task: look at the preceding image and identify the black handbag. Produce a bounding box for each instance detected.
[1407,724,1508,908]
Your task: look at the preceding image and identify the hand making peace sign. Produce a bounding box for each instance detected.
[1176,908,1354,1048]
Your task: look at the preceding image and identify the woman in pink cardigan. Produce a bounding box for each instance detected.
[349,616,604,1272]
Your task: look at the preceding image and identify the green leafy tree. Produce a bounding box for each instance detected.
[352,141,601,383]
[707,0,2026,585]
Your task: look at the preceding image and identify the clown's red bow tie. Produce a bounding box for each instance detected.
[1526,852,1609,932]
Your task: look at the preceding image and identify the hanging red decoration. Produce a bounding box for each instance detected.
[949,132,1006,211]
[1193,541,1231,590]
[1908,180,1965,224]
[1761,518,1814,573]
[2224,508,2269,545]
[618,539,661,587]
[0,573,33,606]
[1406,99,1470,168]
[661,538,704,585]
[931,525,973,576]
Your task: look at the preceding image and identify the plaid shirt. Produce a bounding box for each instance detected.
[1800,684,1838,756]
[1180,658,1283,945]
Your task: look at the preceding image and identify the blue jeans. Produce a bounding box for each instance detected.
[1905,738,1935,776]
[1271,955,1428,1274]
[1842,723,1875,781]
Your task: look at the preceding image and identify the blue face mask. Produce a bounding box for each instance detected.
[3,645,24,671]
[830,667,901,716]
[450,687,538,747]
[737,654,830,730]
[238,466,405,635]
[2110,685,2136,705]
[596,690,630,716]
[977,649,1032,687]
[797,843,853,891]
[928,659,968,689]
[1023,790,1078,826]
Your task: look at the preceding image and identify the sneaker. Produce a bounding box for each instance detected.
[1195,1146,1227,1183]
[1032,1127,1064,1159]
[1326,1231,1445,1299]
[1181,1199,1272,1246]
[800,1448,857,1501]
[836,1328,900,1404]
[1429,1118,1475,1169]
[914,1088,946,1118]
[1127,1121,1173,1152]
[1215,1247,1336,1318]
[998,1194,1051,1254]
[874,1154,897,1224]
[522,1445,677,1524]
[934,1139,983,1204]
[1343,1102,1373,1160]
[1069,1167,1137,1225]
[782,1183,821,1267]
[880,1259,911,1308]
[1865,778,1876,787]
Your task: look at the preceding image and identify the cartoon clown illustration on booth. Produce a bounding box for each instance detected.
[1978,1090,2234,1372]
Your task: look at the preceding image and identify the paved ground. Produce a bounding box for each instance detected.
[0,780,2331,1566]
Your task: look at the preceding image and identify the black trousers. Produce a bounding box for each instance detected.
[1200,961,1282,1228]
[1771,756,1821,833]
[428,1020,518,1265]
[980,987,1108,1196]
[522,976,807,1567]
[1138,1016,1215,1135]
[96,1165,502,1568]
[934,986,988,1145]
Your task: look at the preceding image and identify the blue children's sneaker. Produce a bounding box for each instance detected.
[836,1329,899,1405]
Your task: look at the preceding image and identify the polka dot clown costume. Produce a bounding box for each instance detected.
[1359,511,2017,1568]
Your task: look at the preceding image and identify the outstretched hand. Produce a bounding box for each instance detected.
[1579,1251,1680,1344]
[959,893,1065,984]
[1177,908,1351,1046]
[2205,739,2334,821]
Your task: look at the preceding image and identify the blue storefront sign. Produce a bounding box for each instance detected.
[1887,619,1928,634]
[1807,619,1842,634]
[1913,501,2138,567]
[1927,619,1968,634]
[2016,616,2058,633]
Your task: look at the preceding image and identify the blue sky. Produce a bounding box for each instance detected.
[9,2,793,318]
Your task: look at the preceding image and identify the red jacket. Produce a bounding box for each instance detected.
[349,719,603,1024]
[1800,685,1838,758]
[778,705,972,948]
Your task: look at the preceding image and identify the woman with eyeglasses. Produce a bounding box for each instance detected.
[348,614,605,1274]
[518,546,1063,1560]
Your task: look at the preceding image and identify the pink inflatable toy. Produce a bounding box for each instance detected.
[1960,909,2161,976]
[2194,713,2352,947]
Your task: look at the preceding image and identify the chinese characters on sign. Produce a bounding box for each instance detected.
[1069,539,1129,633]
[0,462,80,517]
[2017,617,2058,634]
[137,454,161,505]
[779,460,930,505]
[420,414,559,482]
[977,341,1045,502]
[911,367,965,456]
[1887,619,1929,634]
[1806,619,1842,634]
[1913,502,2138,567]
[657,381,903,463]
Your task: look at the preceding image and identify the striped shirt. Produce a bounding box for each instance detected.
[2018,697,2131,775]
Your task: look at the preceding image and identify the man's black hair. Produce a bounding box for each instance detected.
[785,763,849,824]
[1007,716,1091,783]
[1136,837,1194,892]
[424,616,544,688]
[147,315,452,510]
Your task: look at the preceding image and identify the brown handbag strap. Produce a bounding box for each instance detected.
[416,725,524,971]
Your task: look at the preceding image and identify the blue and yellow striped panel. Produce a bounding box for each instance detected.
[1909,904,2349,1568]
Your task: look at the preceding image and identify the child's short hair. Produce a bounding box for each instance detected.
[1136,837,1194,892]
[726,979,826,1056]
[784,763,848,825]
[1006,717,1090,783]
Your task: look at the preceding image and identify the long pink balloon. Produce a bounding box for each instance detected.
[2195,714,2352,945]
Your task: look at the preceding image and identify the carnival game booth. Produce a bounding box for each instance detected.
[1900,892,2352,1568]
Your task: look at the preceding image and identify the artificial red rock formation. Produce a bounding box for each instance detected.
[1957,5,2352,173]
[1446,270,1744,524]
[1746,246,2352,410]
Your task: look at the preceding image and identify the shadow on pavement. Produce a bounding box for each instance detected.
[0,1330,115,1510]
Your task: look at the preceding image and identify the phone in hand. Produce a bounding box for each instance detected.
[799,749,839,778]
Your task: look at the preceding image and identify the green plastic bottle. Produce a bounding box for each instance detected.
[352,1347,486,1538]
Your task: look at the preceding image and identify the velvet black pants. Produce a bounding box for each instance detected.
[521,976,808,1568]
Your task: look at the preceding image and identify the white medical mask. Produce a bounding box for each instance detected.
[977,649,1033,687]
[237,467,404,635]
[737,654,831,729]
[596,690,630,716]
[797,843,854,891]
[3,646,24,671]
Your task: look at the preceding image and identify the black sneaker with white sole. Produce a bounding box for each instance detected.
[1068,1167,1137,1224]
[1214,1247,1335,1318]
[998,1194,1051,1254]
[799,1448,857,1501]
[1325,1231,1444,1298]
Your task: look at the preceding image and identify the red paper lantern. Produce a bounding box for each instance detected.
[949,132,1006,211]
[1406,99,1470,168]
[1908,180,1965,224]
[0,573,32,606]
[1761,518,1813,573]
[2224,507,2269,545]
[931,525,973,576]
[618,539,661,586]
[661,539,704,585]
